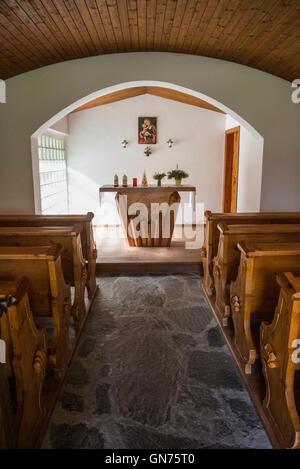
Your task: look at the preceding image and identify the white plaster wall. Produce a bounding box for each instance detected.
[50,115,69,134]
[67,94,226,223]
[0,53,299,214]
[225,115,264,212]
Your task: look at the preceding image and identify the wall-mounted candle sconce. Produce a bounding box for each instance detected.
[122,139,128,148]
[167,139,174,148]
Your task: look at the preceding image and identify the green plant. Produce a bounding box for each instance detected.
[167,165,189,181]
[153,172,166,187]
[153,172,167,181]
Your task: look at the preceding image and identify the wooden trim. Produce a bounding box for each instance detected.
[70,87,148,113]
[71,86,225,114]
[99,184,196,193]
[222,126,240,213]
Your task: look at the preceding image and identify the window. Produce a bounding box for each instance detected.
[38,134,68,214]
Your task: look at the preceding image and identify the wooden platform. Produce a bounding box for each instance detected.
[95,225,203,273]
[202,285,285,449]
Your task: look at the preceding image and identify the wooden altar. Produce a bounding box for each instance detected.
[99,185,196,247]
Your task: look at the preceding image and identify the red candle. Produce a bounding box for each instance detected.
[133,178,137,187]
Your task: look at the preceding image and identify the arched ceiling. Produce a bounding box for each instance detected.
[0,0,299,82]
[70,86,226,113]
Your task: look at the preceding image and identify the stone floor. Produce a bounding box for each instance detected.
[42,273,271,449]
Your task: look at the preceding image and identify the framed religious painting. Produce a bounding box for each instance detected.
[138,117,157,144]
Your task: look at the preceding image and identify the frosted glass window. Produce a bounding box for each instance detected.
[38,135,68,214]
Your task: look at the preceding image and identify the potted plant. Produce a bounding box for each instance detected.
[144,146,152,157]
[153,172,166,187]
[167,165,189,186]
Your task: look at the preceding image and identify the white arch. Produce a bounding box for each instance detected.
[32,80,262,139]
[31,80,264,213]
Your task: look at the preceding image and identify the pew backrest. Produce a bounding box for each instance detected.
[0,245,65,317]
[0,212,95,260]
[0,225,83,285]
[236,241,300,308]
[207,211,300,256]
[202,211,300,294]
[217,223,300,276]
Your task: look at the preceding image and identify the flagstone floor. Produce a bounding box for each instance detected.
[42,273,271,449]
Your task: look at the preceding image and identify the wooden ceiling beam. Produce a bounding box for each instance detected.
[146,86,225,113]
[70,86,225,113]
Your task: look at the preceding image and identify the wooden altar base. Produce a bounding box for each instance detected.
[95,224,203,274]
[99,185,196,249]
[202,284,286,449]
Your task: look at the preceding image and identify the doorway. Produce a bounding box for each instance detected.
[222,126,240,213]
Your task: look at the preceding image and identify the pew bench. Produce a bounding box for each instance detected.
[0,213,97,300]
[230,242,300,374]
[0,225,87,329]
[0,245,71,371]
[0,277,47,448]
[202,211,300,296]
[213,223,300,323]
[260,272,300,449]
[0,364,16,449]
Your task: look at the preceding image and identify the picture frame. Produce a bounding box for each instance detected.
[138,117,157,144]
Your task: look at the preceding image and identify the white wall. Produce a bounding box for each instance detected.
[67,94,226,223]
[225,115,264,212]
[50,115,69,135]
[0,53,299,214]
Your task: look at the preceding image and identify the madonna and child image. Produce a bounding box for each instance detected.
[138,117,157,144]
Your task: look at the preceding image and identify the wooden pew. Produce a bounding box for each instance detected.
[260,272,300,449]
[0,245,71,371]
[230,242,300,374]
[0,225,87,329]
[202,211,300,295]
[0,364,16,449]
[0,278,47,448]
[213,223,300,323]
[0,213,97,300]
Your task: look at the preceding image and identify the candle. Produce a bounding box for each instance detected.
[133,178,137,187]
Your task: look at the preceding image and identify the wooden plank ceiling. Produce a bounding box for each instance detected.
[71,86,225,112]
[0,0,299,82]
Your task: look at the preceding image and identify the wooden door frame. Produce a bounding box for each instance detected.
[222,126,240,213]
